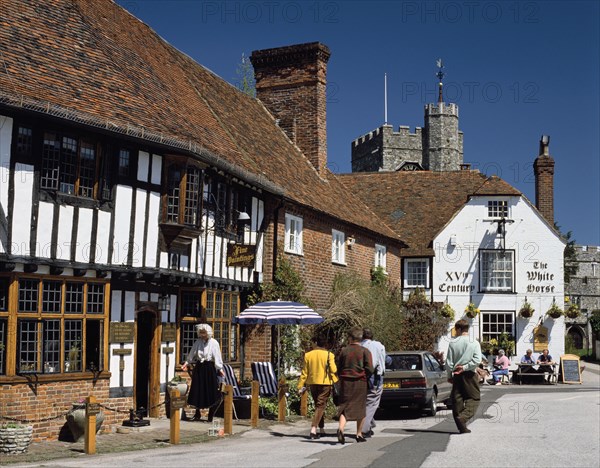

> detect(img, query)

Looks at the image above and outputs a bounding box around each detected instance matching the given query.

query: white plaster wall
[137,151,149,182]
[151,154,162,185]
[0,116,13,254]
[37,201,54,258]
[433,196,566,360]
[56,205,74,260]
[95,210,111,265]
[146,192,160,268]
[132,189,146,267]
[75,207,93,263]
[112,185,132,265]
[11,163,34,256]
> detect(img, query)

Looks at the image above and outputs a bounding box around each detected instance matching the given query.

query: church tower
[422,60,463,171]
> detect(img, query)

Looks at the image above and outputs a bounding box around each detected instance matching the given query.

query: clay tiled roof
[0,0,399,241]
[338,171,522,256]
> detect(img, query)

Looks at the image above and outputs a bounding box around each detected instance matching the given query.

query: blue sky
[117,0,599,246]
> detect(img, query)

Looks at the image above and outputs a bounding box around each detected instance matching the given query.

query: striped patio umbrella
[234,300,323,325]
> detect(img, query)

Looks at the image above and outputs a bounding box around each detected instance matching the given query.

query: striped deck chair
[251,361,279,397]
[222,364,251,420]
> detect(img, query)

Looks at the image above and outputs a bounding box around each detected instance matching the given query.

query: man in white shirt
[445,319,482,434]
[361,328,388,438]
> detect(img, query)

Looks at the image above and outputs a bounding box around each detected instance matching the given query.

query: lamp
[158,294,171,313]
[237,211,251,223]
[347,236,356,247]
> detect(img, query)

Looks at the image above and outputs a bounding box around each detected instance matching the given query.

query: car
[379,351,451,416]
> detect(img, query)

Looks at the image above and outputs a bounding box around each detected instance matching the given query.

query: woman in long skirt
[336,327,374,444]
[182,324,224,421]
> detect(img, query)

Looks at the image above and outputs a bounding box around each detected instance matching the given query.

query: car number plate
[383,382,400,389]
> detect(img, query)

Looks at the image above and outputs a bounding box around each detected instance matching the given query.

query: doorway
[135,309,159,417]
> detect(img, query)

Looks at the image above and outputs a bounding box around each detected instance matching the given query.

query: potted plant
[465,302,480,319]
[565,303,580,319]
[546,302,563,319]
[440,303,455,321]
[65,399,104,442]
[239,377,253,395]
[0,422,33,454]
[168,374,188,396]
[519,300,535,318]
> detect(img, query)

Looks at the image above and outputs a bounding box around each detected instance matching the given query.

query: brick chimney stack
[250,42,330,174]
[533,135,555,225]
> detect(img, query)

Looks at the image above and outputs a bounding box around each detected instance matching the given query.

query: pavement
[2,360,598,467]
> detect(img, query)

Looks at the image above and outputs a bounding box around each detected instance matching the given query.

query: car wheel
[426,393,437,416]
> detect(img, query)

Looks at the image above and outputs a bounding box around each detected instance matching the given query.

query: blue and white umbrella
[234,300,323,325]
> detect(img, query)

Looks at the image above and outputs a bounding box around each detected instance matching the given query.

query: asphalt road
[14,365,599,468]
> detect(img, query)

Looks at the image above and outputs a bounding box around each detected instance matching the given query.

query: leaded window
[480,250,514,292]
[166,165,202,227]
[405,259,429,288]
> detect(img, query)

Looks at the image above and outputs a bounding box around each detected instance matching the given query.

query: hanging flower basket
[546,303,563,319]
[440,303,455,320]
[519,301,535,318]
[465,302,480,319]
[565,303,580,319]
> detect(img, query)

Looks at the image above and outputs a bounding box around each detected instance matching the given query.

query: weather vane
[436,58,445,103]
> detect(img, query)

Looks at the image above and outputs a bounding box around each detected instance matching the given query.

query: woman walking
[297,333,338,439]
[182,324,224,421]
[336,327,374,444]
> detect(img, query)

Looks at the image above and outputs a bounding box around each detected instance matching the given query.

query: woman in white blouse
[182,324,224,421]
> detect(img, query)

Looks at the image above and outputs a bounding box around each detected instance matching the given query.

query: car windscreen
[386,354,422,371]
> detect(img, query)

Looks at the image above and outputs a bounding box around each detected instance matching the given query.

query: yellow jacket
[297,348,338,388]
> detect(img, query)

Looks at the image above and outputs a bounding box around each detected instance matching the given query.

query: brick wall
[534,152,555,225]
[251,42,330,174]
[262,199,402,310]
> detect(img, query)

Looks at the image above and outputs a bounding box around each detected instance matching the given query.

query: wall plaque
[112,348,133,356]
[533,325,549,352]
[86,402,101,417]
[226,244,256,268]
[109,322,135,343]
[170,395,187,410]
[162,347,174,354]
[162,323,177,342]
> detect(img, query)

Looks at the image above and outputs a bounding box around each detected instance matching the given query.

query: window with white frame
[374,244,387,270]
[480,250,514,292]
[332,229,346,264]
[405,259,429,288]
[487,200,508,218]
[481,312,514,342]
[284,214,303,255]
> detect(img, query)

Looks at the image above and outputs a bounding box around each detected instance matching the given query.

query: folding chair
[222,364,251,419]
[251,361,279,397]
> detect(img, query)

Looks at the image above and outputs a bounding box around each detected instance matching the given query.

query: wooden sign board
[109,322,135,343]
[112,348,132,356]
[226,244,256,268]
[86,402,101,417]
[170,395,187,410]
[560,354,582,384]
[161,323,177,342]
[533,325,549,352]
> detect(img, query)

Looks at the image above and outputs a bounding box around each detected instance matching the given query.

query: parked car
[379,351,451,416]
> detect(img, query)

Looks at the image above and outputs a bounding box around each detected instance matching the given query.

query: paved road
[14,365,599,468]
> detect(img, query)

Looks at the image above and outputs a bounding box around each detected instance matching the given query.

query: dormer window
[488,200,508,218]
[165,164,201,227]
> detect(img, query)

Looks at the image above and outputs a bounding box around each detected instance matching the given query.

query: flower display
[465,302,480,318]
[519,301,535,318]
[546,302,563,319]
[565,303,580,319]
[440,303,455,320]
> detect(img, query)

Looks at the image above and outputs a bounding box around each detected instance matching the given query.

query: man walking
[361,328,387,438]
[445,319,482,434]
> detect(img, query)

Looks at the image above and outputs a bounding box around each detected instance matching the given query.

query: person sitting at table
[536,349,555,383]
[519,349,537,384]
[476,358,491,385]
[491,349,510,385]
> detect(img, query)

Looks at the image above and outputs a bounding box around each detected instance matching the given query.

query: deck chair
[251,361,289,417]
[222,364,251,419]
[251,361,279,397]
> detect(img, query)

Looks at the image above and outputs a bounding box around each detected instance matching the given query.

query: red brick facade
[534,140,555,226]
[251,42,330,175]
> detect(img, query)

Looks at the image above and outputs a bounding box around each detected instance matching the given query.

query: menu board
[560,354,582,384]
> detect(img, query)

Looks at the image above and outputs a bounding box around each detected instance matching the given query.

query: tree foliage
[555,223,578,282]
[234,53,256,97]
